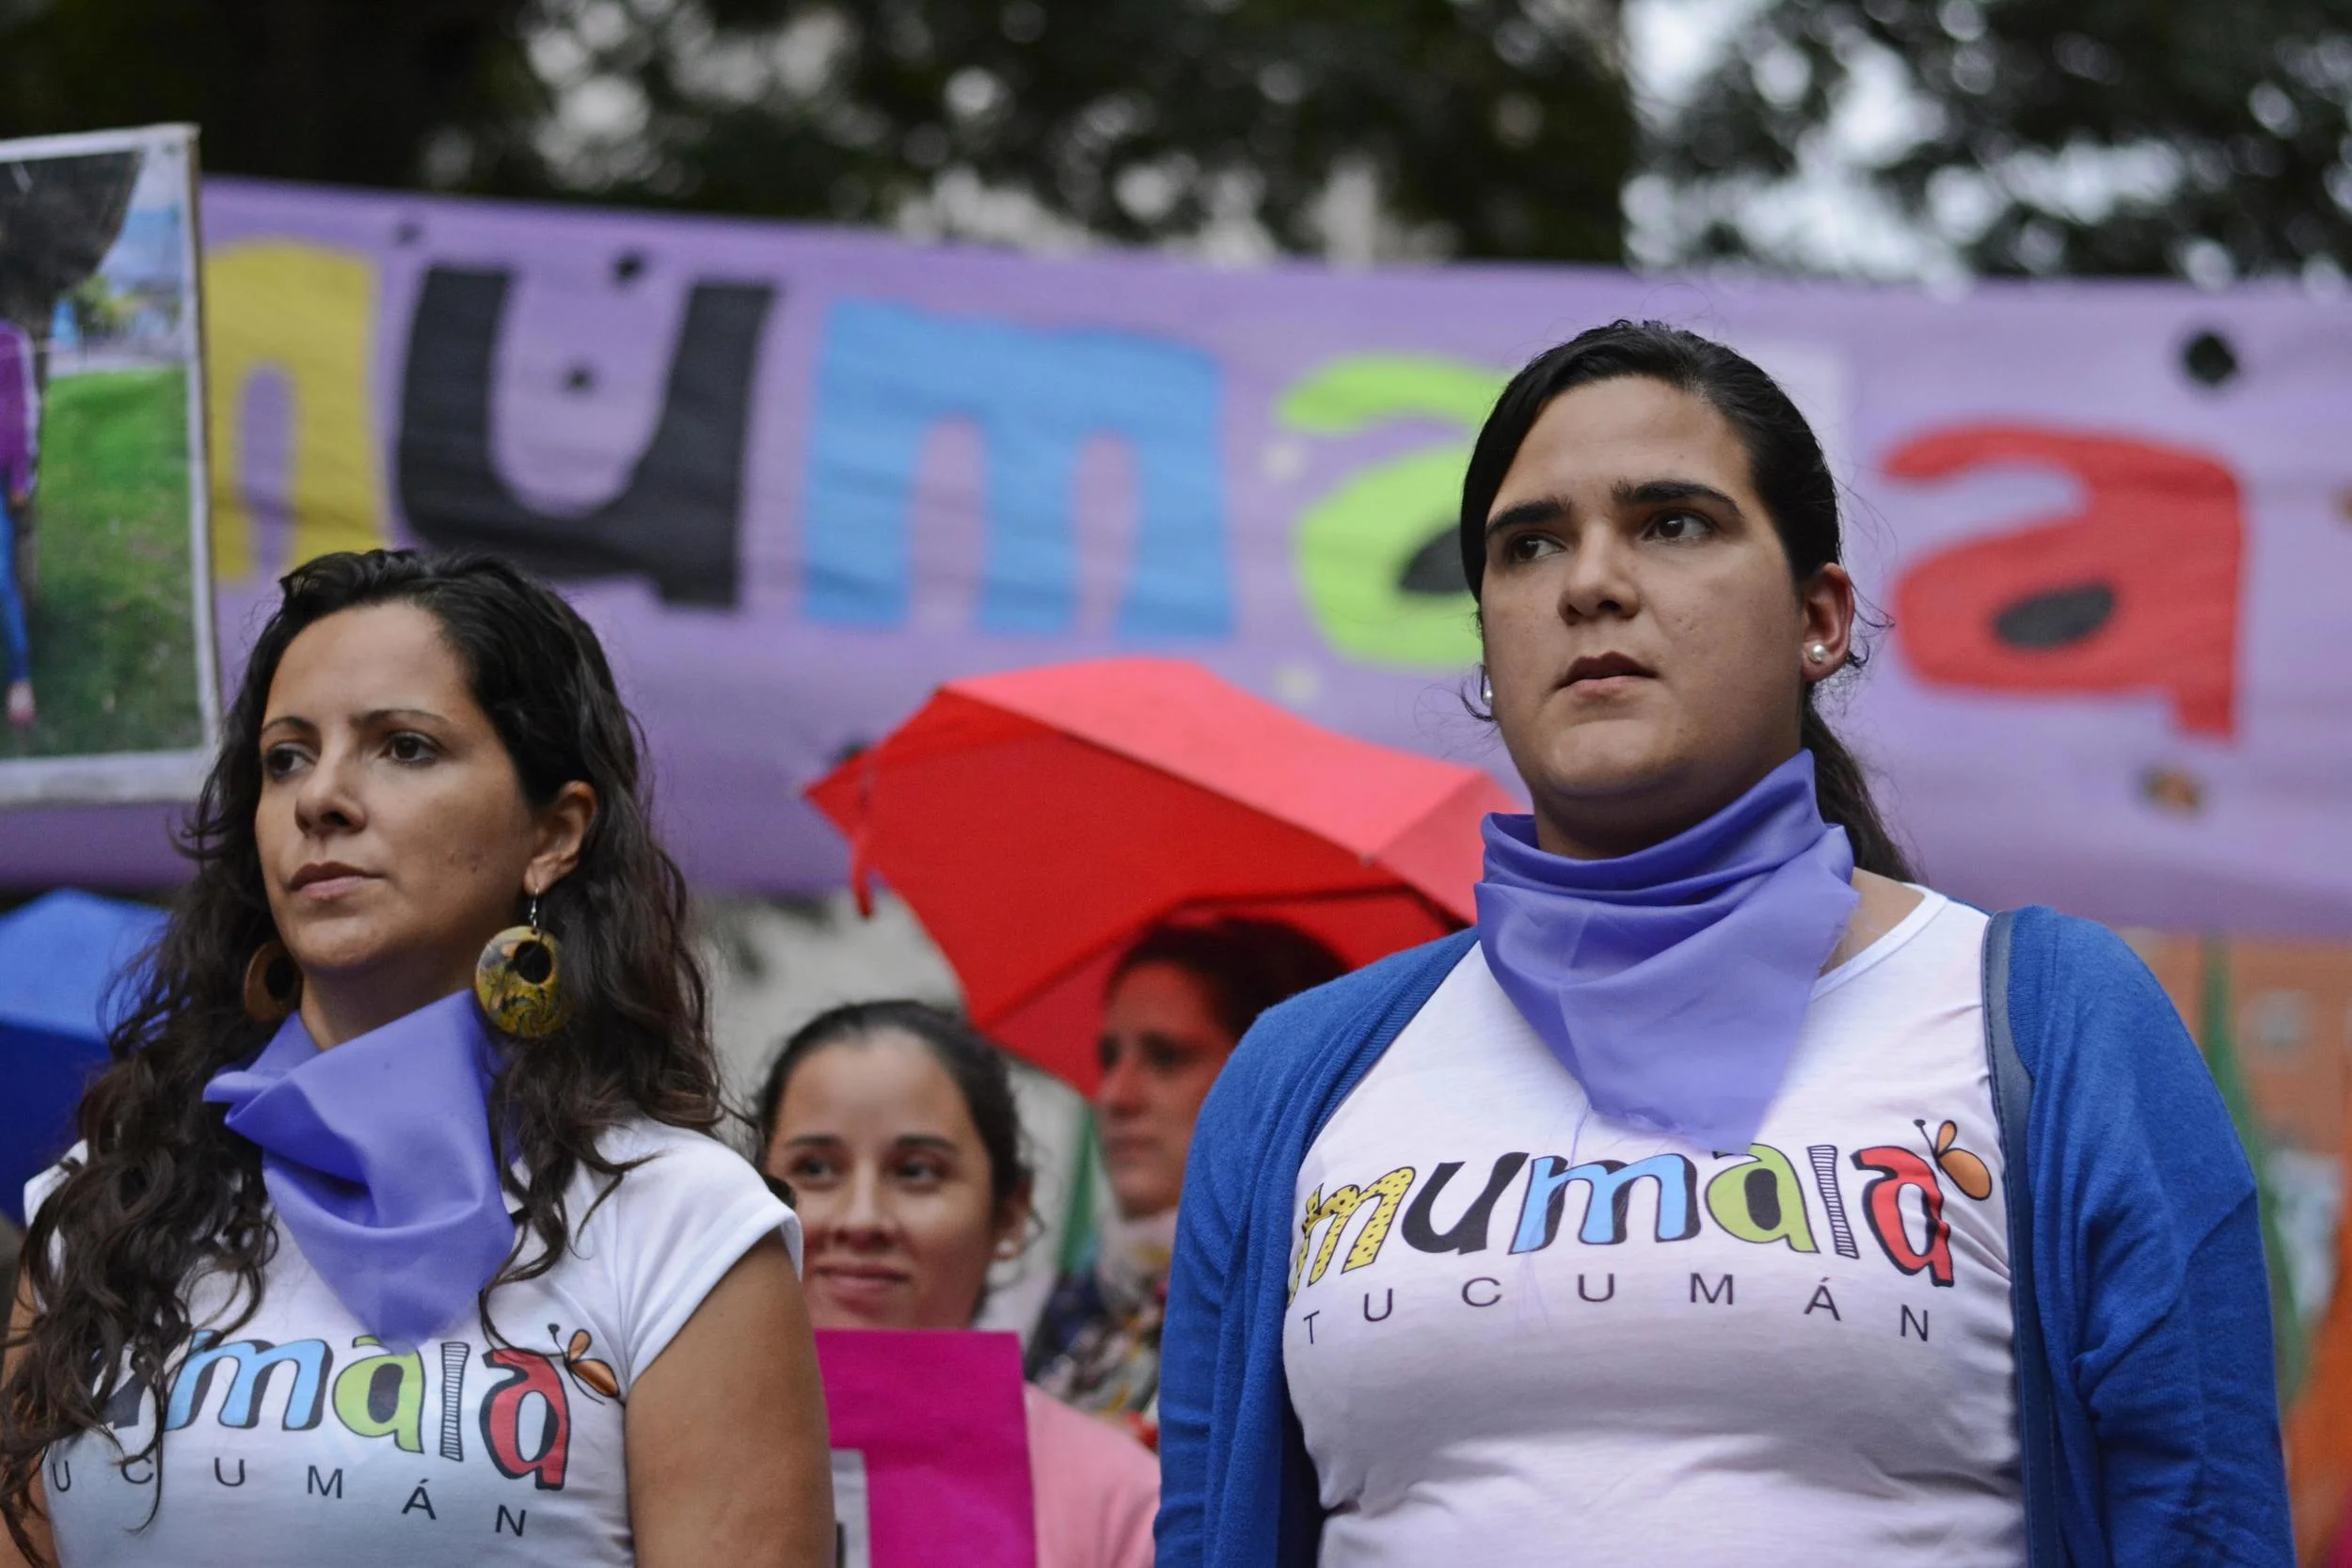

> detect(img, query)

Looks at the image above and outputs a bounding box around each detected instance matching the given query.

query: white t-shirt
[1284,891,2024,1567]
[26,1117,801,1567]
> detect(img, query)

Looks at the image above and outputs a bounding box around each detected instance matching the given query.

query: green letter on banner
[1282,356,1504,669]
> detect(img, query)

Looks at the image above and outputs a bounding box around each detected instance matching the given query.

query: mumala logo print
[1290,1117,1996,1330]
[48,1322,608,1539]
[1279,904,2032,1566]
[29,1117,797,1567]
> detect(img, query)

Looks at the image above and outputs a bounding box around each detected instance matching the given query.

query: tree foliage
[1643,0,2352,281]
[0,0,1634,264]
[524,0,1631,262]
[0,0,552,193]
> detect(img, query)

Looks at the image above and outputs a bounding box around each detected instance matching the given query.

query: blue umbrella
[0,889,167,1226]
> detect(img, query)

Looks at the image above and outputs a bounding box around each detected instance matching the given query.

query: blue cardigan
[1156,907,2291,1567]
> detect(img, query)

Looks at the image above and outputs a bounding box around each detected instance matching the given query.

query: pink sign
[814,1328,1035,1568]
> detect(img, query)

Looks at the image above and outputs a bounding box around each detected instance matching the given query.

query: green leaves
[1642,0,2352,281]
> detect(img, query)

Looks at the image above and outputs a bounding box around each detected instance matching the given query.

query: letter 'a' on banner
[1887,425,2246,737]
[814,1328,1034,1568]
[0,124,221,807]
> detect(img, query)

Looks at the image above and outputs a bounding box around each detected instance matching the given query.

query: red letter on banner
[1886,426,2244,736]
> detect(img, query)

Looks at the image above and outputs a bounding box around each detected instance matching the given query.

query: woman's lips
[1101,1132,1158,1167]
[1562,651,1653,681]
[807,1265,914,1324]
[811,1261,911,1298]
[293,873,375,901]
[1561,673,1650,697]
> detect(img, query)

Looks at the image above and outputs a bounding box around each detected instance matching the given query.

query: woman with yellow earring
[0,551,834,1568]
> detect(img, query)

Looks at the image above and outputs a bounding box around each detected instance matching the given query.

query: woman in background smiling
[758,1001,1157,1568]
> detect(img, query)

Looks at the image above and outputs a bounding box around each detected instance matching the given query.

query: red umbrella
[806,657,1518,1091]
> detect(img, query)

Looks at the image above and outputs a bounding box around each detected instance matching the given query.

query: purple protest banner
[3,175,2347,934]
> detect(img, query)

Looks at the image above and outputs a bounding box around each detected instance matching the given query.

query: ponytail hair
[1803,706,1913,881]
[1457,319,1915,880]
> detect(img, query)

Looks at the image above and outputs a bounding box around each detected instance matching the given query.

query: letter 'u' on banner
[204,241,388,580]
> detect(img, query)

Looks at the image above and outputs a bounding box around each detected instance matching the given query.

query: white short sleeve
[576,1120,803,1391]
[20,1142,86,1298]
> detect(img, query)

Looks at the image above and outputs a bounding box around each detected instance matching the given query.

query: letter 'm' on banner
[802,300,1230,638]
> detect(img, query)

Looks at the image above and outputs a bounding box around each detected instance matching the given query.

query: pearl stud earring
[1806,642,1830,664]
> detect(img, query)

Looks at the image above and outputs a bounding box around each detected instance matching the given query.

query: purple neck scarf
[1475,750,1859,1154]
[202,990,516,1348]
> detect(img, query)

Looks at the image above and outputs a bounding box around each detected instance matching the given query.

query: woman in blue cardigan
[1156,322,2290,1568]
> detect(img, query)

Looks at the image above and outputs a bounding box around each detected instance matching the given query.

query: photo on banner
[0,123,218,806]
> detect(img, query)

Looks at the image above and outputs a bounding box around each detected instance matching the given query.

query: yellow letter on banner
[204,243,387,580]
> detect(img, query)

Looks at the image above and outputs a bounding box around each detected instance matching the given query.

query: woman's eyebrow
[890,1134,961,1155]
[1138,1029,1218,1056]
[1485,495,1569,534]
[1613,478,1744,516]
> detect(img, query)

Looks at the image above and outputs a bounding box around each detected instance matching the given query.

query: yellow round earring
[474,895,567,1040]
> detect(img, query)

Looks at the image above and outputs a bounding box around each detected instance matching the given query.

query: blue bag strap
[1982,909,2066,1567]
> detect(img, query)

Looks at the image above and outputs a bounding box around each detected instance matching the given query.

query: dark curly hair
[1456,320,1915,881]
[1,550,723,1560]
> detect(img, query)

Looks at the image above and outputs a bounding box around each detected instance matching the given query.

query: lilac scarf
[202,990,516,1348]
[1475,750,1859,1153]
